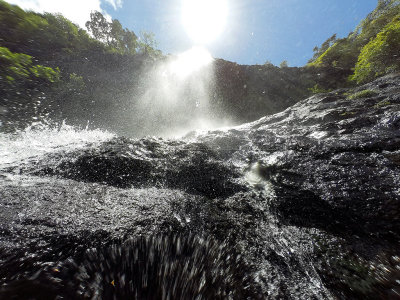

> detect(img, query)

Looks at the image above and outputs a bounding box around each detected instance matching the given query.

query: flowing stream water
[0,120,334,299]
[0,68,399,299]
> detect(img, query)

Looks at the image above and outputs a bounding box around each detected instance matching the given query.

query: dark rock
[29,138,245,199]
[0,234,262,300]
[1,74,400,298]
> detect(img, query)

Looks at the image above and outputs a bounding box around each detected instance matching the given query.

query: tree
[85,11,110,43]
[85,11,138,54]
[309,34,337,63]
[138,30,157,54]
[351,0,400,40]
[0,46,60,86]
[122,30,138,55]
[279,60,288,68]
[109,19,124,49]
[111,20,138,55]
[0,46,61,130]
[263,60,275,67]
[351,15,400,84]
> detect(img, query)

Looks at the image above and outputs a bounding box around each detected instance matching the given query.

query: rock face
[212,59,316,123]
[0,74,399,299]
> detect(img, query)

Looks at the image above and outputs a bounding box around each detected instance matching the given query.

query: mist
[120,47,233,138]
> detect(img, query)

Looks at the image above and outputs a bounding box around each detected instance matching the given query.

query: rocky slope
[211,59,317,123]
[0,74,399,299]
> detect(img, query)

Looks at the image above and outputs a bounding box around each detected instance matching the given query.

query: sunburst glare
[182,0,228,44]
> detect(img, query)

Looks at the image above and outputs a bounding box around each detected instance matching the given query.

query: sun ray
[182,0,228,44]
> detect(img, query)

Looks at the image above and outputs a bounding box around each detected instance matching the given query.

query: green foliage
[0,47,31,79]
[308,84,332,94]
[85,11,139,55]
[0,0,48,42]
[263,60,276,68]
[0,46,60,84]
[85,11,110,42]
[307,0,400,88]
[68,73,85,89]
[84,11,160,56]
[351,0,400,41]
[0,0,166,131]
[0,46,63,130]
[340,111,356,117]
[137,30,162,57]
[309,34,337,64]
[374,100,392,108]
[350,15,400,84]
[308,38,360,71]
[30,65,60,82]
[347,89,378,100]
[279,60,289,68]
[0,0,98,59]
[0,2,151,59]
[42,13,82,51]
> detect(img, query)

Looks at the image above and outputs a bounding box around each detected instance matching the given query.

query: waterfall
[130,47,231,138]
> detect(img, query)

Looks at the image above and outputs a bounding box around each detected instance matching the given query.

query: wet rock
[0,234,262,300]
[29,138,245,199]
[1,74,400,299]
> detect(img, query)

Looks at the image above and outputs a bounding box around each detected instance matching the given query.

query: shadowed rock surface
[0,74,399,299]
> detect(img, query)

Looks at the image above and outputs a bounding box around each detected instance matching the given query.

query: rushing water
[125,47,233,138]
[1,0,400,297]
[0,122,333,299]
[0,122,115,168]
[1,75,400,299]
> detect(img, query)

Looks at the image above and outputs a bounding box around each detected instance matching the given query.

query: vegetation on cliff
[0,0,399,132]
[0,0,160,131]
[309,0,400,88]
[351,14,400,83]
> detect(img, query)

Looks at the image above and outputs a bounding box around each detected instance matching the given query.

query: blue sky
[9,0,378,66]
[104,0,378,66]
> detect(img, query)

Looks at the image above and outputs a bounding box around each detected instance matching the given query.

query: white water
[0,122,114,168]
[131,47,233,138]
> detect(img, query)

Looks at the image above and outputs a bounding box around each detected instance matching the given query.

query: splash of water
[0,121,115,168]
[131,47,232,138]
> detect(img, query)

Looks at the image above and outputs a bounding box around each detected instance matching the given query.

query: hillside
[0,0,399,135]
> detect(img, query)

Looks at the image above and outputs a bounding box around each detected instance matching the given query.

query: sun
[182,0,228,44]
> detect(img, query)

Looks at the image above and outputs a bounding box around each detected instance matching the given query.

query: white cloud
[105,0,122,10]
[6,0,123,29]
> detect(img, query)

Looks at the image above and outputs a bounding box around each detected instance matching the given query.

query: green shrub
[351,15,400,84]
[347,89,378,100]
[374,100,392,108]
[308,39,359,71]
[340,111,356,117]
[307,1,400,90]
[308,84,332,94]
[0,46,60,85]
